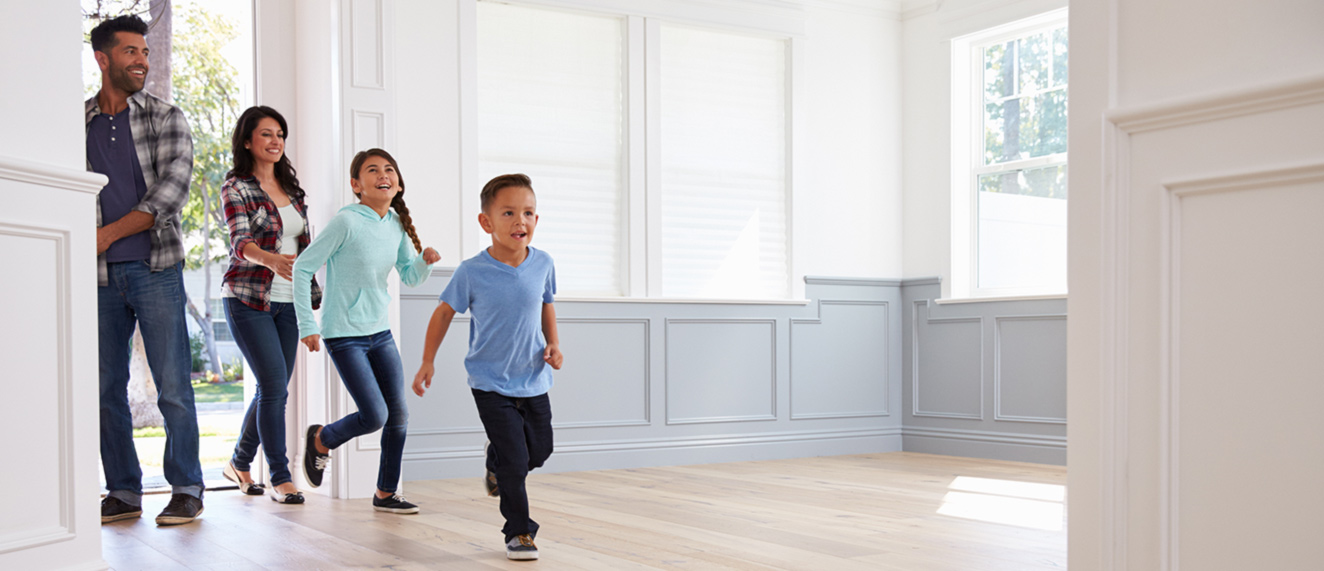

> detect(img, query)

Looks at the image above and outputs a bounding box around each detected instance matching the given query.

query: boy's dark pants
[472,389,553,542]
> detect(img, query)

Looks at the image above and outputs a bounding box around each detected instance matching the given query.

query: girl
[220,106,319,505]
[292,148,440,513]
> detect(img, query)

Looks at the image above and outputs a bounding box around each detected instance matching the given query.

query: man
[87,14,204,526]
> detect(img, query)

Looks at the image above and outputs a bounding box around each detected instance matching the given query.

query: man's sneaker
[506,534,539,560]
[303,425,330,488]
[371,493,419,514]
[100,496,142,524]
[155,494,204,526]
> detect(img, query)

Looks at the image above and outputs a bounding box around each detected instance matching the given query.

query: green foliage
[189,330,209,372]
[172,2,239,270]
[979,25,1069,199]
[222,358,244,383]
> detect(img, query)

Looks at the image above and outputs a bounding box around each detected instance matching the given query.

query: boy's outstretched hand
[412,363,434,396]
[544,344,563,370]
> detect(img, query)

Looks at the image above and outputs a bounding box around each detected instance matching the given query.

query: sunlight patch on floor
[937,476,1065,531]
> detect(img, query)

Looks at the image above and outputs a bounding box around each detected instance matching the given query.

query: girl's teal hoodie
[293,203,433,339]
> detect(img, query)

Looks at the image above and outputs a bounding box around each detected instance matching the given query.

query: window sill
[935,292,1067,305]
[557,296,811,306]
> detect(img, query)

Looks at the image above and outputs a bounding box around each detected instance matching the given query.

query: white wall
[900,0,1067,295]
[0,1,106,569]
[1068,0,1324,569]
[795,2,903,281]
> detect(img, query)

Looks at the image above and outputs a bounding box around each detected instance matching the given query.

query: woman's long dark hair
[227,106,305,202]
[350,148,423,253]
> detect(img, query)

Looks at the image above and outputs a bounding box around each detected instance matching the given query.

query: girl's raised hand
[422,247,440,265]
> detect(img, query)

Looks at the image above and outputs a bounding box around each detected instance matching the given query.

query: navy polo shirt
[87,106,152,263]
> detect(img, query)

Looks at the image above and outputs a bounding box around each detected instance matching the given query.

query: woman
[220,106,321,504]
[293,148,439,513]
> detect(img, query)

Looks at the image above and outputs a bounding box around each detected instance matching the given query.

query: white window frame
[465,0,802,301]
[950,8,1068,300]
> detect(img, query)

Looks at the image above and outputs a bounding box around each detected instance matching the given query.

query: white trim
[481,0,807,37]
[1158,160,1324,571]
[936,292,1066,304]
[0,157,106,195]
[1106,72,1324,134]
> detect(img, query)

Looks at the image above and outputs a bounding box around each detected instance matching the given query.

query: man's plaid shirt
[85,91,193,286]
[222,176,322,312]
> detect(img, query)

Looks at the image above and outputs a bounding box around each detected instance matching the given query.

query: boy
[413,173,563,561]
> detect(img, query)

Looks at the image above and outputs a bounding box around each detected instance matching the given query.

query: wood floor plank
[101,452,1066,569]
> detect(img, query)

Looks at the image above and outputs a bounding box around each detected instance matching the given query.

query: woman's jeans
[224,298,299,485]
[320,330,409,493]
[99,261,204,502]
[472,389,553,542]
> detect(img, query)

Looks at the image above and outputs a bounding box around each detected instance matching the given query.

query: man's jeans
[321,330,409,493]
[99,261,204,502]
[225,298,299,486]
[472,389,553,542]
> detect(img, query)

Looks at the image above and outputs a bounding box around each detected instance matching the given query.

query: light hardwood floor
[101,452,1066,570]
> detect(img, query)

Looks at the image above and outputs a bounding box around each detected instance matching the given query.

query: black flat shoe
[270,490,305,504]
[223,460,266,496]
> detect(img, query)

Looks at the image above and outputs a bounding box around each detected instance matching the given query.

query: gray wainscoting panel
[912,302,984,419]
[665,319,777,424]
[552,318,650,428]
[902,280,1067,465]
[790,301,890,419]
[994,315,1067,424]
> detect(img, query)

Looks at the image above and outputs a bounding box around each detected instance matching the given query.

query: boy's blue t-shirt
[440,246,557,397]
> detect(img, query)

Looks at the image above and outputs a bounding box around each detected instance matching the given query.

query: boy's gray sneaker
[506,534,539,560]
[485,469,500,497]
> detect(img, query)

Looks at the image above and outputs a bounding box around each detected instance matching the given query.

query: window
[476,1,791,299]
[952,10,1067,298]
[209,299,233,343]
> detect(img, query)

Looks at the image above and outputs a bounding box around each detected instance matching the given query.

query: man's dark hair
[90,15,149,53]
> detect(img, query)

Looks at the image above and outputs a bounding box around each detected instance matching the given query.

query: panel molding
[789,299,890,420]
[404,427,901,463]
[556,317,651,428]
[1157,160,1324,570]
[351,110,385,151]
[1107,72,1324,134]
[0,224,75,554]
[350,0,385,89]
[0,157,106,195]
[803,276,902,287]
[993,314,1068,424]
[903,426,1066,450]
[664,318,777,425]
[911,301,984,420]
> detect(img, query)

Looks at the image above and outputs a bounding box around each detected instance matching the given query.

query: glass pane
[983,42,1013,101]
[977,167,1068,290]
[660,25,788,299]
[983,101,1006,165]
[1018,32,1050,94]
[1052,27,1068,88]
[977,164,1067,198]
[478,2,625,296]
[1018,89,1068,159]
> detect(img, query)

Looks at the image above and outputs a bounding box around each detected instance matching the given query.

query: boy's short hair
[90,15,150,53]
[480,174,534,212]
